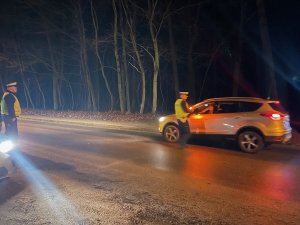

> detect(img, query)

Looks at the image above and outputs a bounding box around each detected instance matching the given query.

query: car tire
[238,131,264,153]
[163,124,180,143]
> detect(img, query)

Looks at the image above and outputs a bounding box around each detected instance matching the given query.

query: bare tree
[112,0,125,112]
[90,0,114,111]
[121,17,131,113]
[147,0,160,113]
[45,27,60,110]
[23,0,70,110]
[75,0,97,110]
[167,14,179,97]
[32,71,46,109]
[12,42,35,109]
[122,0,146,113]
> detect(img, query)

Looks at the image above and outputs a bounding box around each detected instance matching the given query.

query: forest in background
[0,0,298,116]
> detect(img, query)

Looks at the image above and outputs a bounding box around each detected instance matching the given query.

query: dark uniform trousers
[2,115,18,140]
[177,119,191,148]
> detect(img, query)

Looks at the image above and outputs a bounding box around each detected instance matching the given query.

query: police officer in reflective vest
[1,82,21,139]
[175,92,193,148]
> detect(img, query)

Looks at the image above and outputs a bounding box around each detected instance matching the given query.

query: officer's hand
[189,105,195,112]
[11,117,16,122]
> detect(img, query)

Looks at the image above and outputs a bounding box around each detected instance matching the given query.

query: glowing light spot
[10,151,86,224]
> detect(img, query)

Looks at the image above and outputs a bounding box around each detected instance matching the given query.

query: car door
[188,102,214,133]
[203,101,241,135]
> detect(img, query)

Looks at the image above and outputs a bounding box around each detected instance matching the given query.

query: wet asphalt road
[0,120,300,225]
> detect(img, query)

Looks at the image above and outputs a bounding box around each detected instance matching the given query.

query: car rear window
[239,102,262,112]
[268,103,287,113]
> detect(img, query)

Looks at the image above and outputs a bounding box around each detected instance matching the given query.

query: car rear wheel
[163,124,180,143]
[238,131,264,153]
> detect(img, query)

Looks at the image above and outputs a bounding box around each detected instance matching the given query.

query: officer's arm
[4,94,16,118]
[181,101,190,113]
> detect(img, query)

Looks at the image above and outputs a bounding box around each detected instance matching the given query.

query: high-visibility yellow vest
[1,92,22,117]
[175,99,190,122]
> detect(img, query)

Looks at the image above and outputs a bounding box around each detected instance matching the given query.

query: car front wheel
[163,124,180,143]
[238,131,264,153]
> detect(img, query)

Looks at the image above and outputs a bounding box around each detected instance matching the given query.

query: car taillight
[260,113,284,120]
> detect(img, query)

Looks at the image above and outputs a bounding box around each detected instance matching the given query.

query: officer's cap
[179,91,189,95]
[6,82,17,87]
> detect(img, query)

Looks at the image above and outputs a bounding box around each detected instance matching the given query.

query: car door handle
[234,117,240,119]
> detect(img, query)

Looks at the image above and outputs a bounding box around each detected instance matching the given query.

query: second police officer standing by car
[1,82,21,140]
[175,92,193,149]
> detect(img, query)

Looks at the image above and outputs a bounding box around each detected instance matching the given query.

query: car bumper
[158,126,162,133]
[265,132,292,144]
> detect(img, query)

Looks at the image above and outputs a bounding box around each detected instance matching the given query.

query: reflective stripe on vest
[1,92,21,116]
[175,99,190,122]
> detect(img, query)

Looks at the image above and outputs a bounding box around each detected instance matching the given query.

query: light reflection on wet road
[6,119,299,224]
[18,120,300,201]
[183,148,300,201]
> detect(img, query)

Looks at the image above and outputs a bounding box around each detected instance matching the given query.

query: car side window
[214,102,239,114]
[194,103,214,114]
[239,102,262,112]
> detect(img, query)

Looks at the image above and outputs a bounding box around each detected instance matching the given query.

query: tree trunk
[45,27,60,110]
[122,0,146,113]
[13,43,35,108]
[148,0,160,114]
[34,74,46,109]
[77,1,97,111]
[186,2,200,103]
[187,33,196,102]
[90,0,114,111]
[167,15,179,98]
[112,0,125,113]
[121,22,131,113]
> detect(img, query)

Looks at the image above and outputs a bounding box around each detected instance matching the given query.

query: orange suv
[159,97,292,153]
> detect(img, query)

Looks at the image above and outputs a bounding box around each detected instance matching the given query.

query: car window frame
[213,101,240,114]
[193,102,215,114]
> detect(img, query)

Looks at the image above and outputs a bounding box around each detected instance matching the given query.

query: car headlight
[0,140,14,153]
[159,117,166,122]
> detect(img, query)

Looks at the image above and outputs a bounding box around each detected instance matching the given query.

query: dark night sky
[264,0,300,122]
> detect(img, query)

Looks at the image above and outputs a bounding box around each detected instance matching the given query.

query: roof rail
[203,97,265,101]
